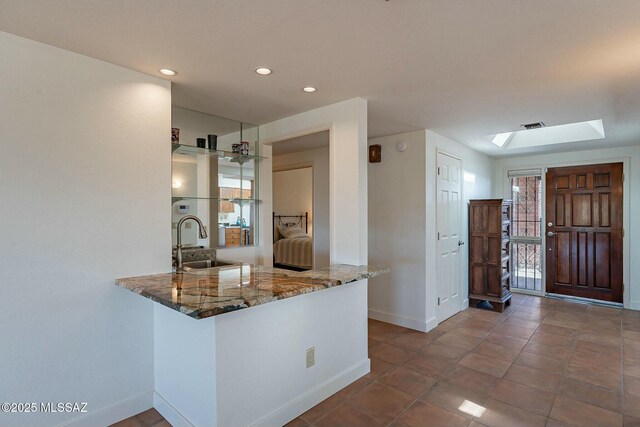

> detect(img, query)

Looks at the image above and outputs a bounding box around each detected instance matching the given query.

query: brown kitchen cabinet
[468,199,512,312]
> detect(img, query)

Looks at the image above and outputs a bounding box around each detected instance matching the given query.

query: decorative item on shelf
[207,134,218,150]
[196,138,206,148]
[232,143,241,153]
[240,141,250,155]
[172,127,180,143]
[369,144,382,163]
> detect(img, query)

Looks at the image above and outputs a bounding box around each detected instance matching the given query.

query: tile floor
[114,294,640,427]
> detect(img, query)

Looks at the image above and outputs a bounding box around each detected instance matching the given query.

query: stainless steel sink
[180,259,241,274]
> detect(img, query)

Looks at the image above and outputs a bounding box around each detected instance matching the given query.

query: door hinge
[438,297,440,306]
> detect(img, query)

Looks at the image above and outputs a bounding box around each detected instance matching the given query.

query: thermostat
[177,204,190,214]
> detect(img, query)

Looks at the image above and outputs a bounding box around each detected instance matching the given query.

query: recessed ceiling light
[302,86,317,93]
[255,67,272,75]
[159,69,176,76]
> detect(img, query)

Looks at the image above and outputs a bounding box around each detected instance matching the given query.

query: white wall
[260,98,368,266]
[493,146,640,310]
[0,32,171,426]
[273,167,313,229]
[368,131,428,331]
[273,147,330,268]
[368,130,493,332]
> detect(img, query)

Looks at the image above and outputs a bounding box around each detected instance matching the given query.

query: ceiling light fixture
[302,86,317,93]
[159,69,176,76]
[255,67,272,75]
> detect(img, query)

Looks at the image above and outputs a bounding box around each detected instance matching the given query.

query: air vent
[522,122,545,130]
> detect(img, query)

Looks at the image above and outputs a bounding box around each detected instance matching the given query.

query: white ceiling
[271,131,329,156]
[2,0,640,157]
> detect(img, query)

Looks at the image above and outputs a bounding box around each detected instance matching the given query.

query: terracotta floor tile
[475,398,548,427]
[391,401,469,427]
[419,343,468,361]
[625,375,640,397]
[579,331,622,347]
[366,356,397,380]
[522,340,572,360]
[350,382,414,424]
[420,380,487,418]
[284,417,310,427]
[379,366,437,397]
[565,361,622,390]
[625,389,640,417]
[300,393,345,424]
[543,317,582,330]
[558,377,622,413]
[568,347,622,373]
[458,352,511,378]
[110,419,144,427]
[549,395,623,427]
[444,366,501,396]
[625,357,640,379]
[434,331,482,351]
[371,342,416,365]
[315,403,385,427]
[484,331,529,350]
[514,350,566,374]
[337,376,373,398]
[369,320,408,342]
[624,415,640,427]
[587,305,622,318]
[503,364,562,393]
[472,341,522,363]
[546,419,574,427]
[404,353,455,378]
[574,339,621,355]
[500,317,541,330]
[535,323,576,337]
[509,310,547,322]
[530,331,575,346]
[492,324,537,340]
[624,330,640,342]
[387,330,436,350]
[490,379,556,416]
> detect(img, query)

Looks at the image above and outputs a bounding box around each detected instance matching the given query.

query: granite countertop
[115,264,389,319]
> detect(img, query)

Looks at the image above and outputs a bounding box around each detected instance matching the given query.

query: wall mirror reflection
[171,106,261,249]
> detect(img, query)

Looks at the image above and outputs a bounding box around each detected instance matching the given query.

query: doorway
[436,152,463,322]
[545,163,623,303]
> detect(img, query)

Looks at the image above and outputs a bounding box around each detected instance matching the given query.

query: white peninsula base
[153,279,369,427]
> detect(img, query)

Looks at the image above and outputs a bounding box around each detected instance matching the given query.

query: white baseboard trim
[61,391,153,427]
[249,358,370,427]
[154,391,195,427]
[462,299,469,309]
[368,308,435,332]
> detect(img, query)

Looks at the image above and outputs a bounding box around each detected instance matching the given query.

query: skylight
[488,119,605,149]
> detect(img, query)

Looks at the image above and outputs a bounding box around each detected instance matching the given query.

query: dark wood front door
[545,163,623,302]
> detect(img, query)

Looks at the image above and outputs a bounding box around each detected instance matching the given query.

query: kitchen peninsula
[116,263,388,427]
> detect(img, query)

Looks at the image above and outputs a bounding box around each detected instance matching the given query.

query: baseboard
[249,358,370,427]
[462,299,469,309]
[154,391,195,427]
[629,301,640,311]
[60,391,153,427]
[368,308,435,332]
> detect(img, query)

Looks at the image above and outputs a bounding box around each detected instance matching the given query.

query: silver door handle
[547,231,554,237]
[458,241,465,246]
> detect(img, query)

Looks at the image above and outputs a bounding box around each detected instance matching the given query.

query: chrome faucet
[175,215,208,271]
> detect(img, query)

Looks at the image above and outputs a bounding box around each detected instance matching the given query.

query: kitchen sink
[180,259,241,274]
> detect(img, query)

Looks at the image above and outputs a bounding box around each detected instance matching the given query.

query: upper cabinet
[171,106,263,249]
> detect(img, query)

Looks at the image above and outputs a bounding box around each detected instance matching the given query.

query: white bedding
[273,237,312,269]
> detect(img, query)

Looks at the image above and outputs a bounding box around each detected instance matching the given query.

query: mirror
[171,106,260,249]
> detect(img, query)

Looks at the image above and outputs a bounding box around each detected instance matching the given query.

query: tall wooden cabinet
[468,199,512,312]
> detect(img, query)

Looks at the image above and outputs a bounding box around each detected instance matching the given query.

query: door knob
[458,241,465,246]
[547,231,554,237]
[548,222,553,227]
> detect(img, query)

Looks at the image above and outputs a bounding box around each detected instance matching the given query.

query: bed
[273,212,312,271]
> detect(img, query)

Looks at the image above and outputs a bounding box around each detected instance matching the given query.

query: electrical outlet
[306,347,315,368]
[185,222,192,229]
[172,222,177,229]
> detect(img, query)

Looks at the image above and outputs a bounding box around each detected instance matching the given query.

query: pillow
[279,226,309,239]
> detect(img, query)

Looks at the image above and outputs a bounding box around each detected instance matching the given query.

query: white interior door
[436,152,463,322]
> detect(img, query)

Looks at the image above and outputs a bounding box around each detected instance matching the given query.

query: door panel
[545,163,623,302]
[437,152,463,321]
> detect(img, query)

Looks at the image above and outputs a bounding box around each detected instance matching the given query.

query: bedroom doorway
[271,130,330,270]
